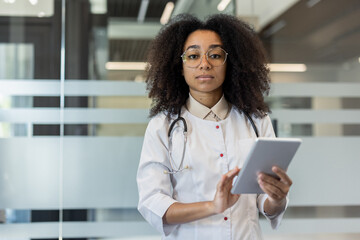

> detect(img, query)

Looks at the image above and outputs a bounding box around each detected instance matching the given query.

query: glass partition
[0,0,61,238]
[0,0,359,239]
[255,0,360,239]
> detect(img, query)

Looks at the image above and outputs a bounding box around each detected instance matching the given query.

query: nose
[199,54,211,70]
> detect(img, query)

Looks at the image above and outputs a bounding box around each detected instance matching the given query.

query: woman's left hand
[257,166,292,207]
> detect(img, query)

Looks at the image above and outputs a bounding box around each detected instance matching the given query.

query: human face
[182,30,227,98]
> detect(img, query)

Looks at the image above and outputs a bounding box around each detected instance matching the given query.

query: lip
[196,75,214,80]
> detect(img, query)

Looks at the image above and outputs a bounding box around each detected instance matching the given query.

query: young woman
[137,14,292,239]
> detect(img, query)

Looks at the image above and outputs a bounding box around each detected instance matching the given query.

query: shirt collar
[186,93,230,120]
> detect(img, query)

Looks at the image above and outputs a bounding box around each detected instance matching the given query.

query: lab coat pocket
[236,138,256,168]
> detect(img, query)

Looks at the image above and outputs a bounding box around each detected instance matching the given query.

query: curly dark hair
[146,14,271,119]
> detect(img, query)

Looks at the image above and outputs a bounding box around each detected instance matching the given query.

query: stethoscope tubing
[165,109,259,174]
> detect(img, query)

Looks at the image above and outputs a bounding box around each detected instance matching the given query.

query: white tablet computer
[231,138,302,194]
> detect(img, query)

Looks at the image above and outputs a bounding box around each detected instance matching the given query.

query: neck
[189,90,223,108]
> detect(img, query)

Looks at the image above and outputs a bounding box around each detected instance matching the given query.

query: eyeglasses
[181,47,228,68]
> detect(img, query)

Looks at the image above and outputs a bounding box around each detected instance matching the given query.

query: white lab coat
[137,106,287,240]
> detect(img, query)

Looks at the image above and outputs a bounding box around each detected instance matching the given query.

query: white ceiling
[0,0,300,32]
[235,0,300,29]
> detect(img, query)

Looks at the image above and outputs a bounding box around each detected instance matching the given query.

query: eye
[187,54,200,60]
[209,54,221,59]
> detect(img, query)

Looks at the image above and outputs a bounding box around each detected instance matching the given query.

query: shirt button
[224,217,228,221]
[216,125,219,129]
[220,153,224,157]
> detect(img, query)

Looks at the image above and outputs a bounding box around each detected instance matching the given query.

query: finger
[258,176,289,195]
[259,180,286,200]
[217,167,240,191]
[218,171,239,194]
[226,167,240,178]
[272,166,293,186]
[216,175,227,190]
[230,193,241,202]
[258,173,289,194]
[223,167,240,184]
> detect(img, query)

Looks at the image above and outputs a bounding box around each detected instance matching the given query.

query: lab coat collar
[186,93,230,120]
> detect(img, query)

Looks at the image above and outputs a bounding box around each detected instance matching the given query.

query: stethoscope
[164,109,259,174]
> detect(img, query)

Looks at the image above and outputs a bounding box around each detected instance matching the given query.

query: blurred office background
[0,0,359,239]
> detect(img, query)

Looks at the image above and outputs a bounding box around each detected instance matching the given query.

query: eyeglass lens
[182,47,227,68]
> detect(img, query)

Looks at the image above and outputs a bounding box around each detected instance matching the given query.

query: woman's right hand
[163,167,241,224]
[211,167,241,214]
